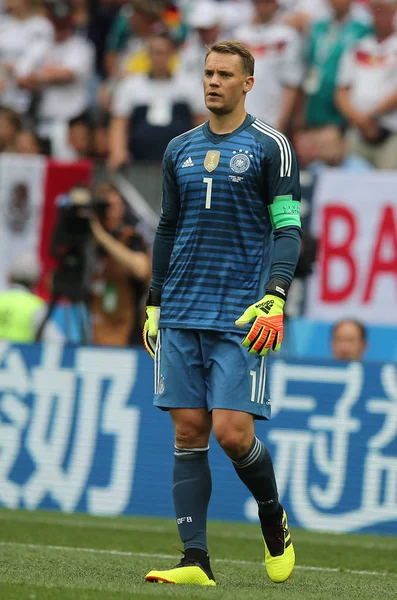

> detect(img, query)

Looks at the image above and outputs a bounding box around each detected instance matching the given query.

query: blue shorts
[153,328,271,419]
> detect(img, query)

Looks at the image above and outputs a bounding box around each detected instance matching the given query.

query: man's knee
[212,411,254,458]
[171,409,212,448]
[214,429,248,458]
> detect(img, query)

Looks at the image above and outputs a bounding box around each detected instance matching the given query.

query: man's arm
[108,115,129,171]
[336,86,380,140]
[277,32,304,133]
[235,135,301,354]
[90,219,150,281]
[150,146,180,292]
[367,90,397,120]
[108,77,135,170]
[277,86,300,133]
[266,136,302,290]
[143,144,180,357]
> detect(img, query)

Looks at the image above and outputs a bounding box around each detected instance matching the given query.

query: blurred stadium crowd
[0,0,396,351]
[1,0,396,168]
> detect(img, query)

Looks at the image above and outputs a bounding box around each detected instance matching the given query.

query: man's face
[371,2,397,31]
[252,0,279,22]
[332,322,366,361]
[204,52,253,115]
[197,25,220,47]
[0,113,17,151]
[330,0,352,14]
[68,123,91,157]
[148,37,174,73]
[103,190,125,231]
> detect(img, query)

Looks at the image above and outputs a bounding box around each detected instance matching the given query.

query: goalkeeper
[143,40,302,587]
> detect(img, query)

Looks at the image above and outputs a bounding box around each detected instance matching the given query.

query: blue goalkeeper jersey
[153,113,301,332]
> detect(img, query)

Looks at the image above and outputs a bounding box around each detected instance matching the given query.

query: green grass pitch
[1,509,397,599]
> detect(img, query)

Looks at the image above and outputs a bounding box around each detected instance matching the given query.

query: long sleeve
[150,146,180,292]
[264,130,302,286]
[270,226,302,285]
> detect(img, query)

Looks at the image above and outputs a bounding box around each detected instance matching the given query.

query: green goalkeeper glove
[235,280,288,356]
[142,289,161,359]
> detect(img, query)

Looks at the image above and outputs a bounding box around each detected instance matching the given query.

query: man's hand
[235,295,285,356]
[143,289,161,359]
[90,217,108,244]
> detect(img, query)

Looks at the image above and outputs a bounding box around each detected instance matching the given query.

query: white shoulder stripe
[252,119,292,177]
[255,119,292,178]
[258,119,292,177]
[252,122,286,176]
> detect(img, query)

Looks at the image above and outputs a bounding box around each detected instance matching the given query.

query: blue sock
[173,446,212,552]
[231,437,281,521]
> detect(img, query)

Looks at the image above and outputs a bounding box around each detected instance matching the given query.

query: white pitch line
[1,541,397,580]
[0,512,396,552]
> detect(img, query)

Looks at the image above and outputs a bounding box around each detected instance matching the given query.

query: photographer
[88,182,151,347]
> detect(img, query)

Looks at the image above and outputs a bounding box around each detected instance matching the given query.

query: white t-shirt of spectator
[234,21,304,127]
[0,14,54,113]
[338,33,397,133]
[113,71,205,161]
[279,0,329,19]
[113,71,204,121]
[39,35,94,121]
[278,0,370,24]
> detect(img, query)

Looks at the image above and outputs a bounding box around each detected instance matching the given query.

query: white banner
[307,169,397,325]
[0,155,46,291]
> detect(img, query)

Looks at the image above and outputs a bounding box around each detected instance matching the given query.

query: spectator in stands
[0,253,63,342]
[280,0,330,32]
[97,0,169,113]
[104,0,167,78]
[180,0,222,84]
[336,0,397,169]
[108,32,206,169]
[303,125,372,172]
[0,106,22,151]
[304,0,371,130]
[331,318,367,361]
[15,128,42,154]
[234,0,304,131]
[22,1,94,158]
[66,114,93,159]
[0,0,54,115]
[88,182,151,346]
[91,116,110,162]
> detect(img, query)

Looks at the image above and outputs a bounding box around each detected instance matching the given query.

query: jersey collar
[203,113,255,145]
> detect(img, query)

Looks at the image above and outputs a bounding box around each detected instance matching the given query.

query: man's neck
[333,9,350,23]
[253,14,274,26]
[376,29,394,43]
[151,69,171,80]
[209,109,247,135]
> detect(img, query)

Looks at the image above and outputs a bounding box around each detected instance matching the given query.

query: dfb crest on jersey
[204,150,220,172]
[230,151,251,173]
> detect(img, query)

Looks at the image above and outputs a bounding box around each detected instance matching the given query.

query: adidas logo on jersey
[181,157,194,168]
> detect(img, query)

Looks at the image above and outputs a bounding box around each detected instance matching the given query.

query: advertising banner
[1,343,397,535]
[306,169,397,325]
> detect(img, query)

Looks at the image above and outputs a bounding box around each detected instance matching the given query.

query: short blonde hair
[205,40,255,76]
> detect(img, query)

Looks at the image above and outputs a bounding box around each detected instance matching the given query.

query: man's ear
[244,75,254,93]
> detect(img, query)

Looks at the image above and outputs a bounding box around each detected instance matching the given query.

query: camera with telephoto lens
[50,185,110,302]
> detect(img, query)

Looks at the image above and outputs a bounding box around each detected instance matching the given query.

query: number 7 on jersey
[203,177,213,209]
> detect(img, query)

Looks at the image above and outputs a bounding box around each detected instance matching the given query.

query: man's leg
[212,409,280,519]
[146,408,214,585]
[146,329,215,585]
[171,408,213,556]
[212,409,294,583]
